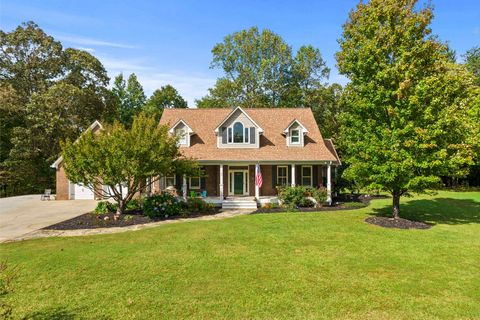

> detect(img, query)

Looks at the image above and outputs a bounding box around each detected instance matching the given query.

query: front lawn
[1,191,479,319]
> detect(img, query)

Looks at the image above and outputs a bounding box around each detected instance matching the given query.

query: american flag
[255,164,263,188]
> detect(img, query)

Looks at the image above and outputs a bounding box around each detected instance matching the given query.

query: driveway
[0,195,97,242]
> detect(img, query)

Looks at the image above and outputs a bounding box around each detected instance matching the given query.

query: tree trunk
[117,199,125,215]
[392,193,400,219]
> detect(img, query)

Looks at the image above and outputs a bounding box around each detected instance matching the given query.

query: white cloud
[56,34,136,49]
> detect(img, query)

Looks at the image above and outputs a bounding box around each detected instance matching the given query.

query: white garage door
[72,183,95,200]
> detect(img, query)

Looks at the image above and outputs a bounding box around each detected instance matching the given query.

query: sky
[1,0,479,106]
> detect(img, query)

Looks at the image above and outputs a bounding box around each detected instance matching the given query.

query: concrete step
[222,199,258,209]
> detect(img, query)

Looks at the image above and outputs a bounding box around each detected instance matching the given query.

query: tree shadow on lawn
[371,198,480,225]
[24,306,77,320]
[23,306,110,320]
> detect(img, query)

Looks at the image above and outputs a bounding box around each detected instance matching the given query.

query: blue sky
[1,0,479,106]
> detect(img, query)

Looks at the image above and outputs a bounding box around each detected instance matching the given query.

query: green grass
[1,191,480,319]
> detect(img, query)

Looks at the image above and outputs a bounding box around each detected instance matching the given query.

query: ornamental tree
[61,113,197,214]
[336,0,476,218]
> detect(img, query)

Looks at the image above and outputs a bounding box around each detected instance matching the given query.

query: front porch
[155,162,335,208]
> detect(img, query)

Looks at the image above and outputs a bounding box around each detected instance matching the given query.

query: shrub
[186,198,215,214]
[277,186,328,208]
[125,198,142,212]
[306,187,328,206]
[94,201,118,214]
[143,192,182,218]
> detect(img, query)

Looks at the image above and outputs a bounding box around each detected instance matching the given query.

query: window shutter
[250,127,256,144]
[175,174,182,191]
[288,165,292,185]
[272,165,277,188]
[313,165,319,188]
[296,165,301,185]
[221,127,227,144]
[200,177,206,190]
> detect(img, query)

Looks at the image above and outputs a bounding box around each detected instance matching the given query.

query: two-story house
[52,107,340,208]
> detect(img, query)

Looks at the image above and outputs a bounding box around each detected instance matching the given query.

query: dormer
[214,107,263,149]
[283,119,308,147]
[169,119,194,147]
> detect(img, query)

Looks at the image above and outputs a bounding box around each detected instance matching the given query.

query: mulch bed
[365,216,431,230]
[254,204,364,214]
[44,210,220,230]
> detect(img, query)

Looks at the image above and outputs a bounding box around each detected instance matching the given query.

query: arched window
[233,122,244,143]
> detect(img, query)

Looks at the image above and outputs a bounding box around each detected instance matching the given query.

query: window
[301,166,312,186]
[189,167,204,190]
[290,129,300,144]
[277,166,288,186]
[165,176,176,188]
[189,177,201,189]
[233,122,244,143]
[175,128,187,145]
[227,122,250,144]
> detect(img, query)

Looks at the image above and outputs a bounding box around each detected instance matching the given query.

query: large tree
[111,73,146,126]
[196,27,330,109]
[143,84,187,121]
[61,114,197,214]
[336,0,475,218]
[0,22,113,195]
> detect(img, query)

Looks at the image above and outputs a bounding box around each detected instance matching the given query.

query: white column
[291,164,296,187]
[327,164,332,205]
[182,175,187,200]
[219,164,224,199]
[255,164,260,199]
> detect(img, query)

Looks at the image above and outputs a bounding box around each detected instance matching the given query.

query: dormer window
[176,128,187,145]
[169,119,194,147]
[284,119,308,147]
[215,107,262,148]
[228,122,250,144]
[290,129,300,144]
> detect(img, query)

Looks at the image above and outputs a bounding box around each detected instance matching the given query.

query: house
[157,107,340,208]
[51,107,340,208]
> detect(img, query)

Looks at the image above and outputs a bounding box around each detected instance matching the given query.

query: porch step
[222,198,258,210]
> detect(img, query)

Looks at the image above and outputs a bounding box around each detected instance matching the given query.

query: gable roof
[283,119,308,134]
[50,120,103,169]
[168,119,194,135]
[213,106,264,133]
[160,108,340,163]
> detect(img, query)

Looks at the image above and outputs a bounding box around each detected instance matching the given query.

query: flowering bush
[143,192,182,218]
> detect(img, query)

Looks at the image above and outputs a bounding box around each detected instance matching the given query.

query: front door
[233,172,244,195]
[229,169,249,196]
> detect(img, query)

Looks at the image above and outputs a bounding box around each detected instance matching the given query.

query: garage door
[72,183,95,200]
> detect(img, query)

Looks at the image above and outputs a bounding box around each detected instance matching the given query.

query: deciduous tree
[61,114,197,214]
[336,0,475,218]
[143,84,187,121]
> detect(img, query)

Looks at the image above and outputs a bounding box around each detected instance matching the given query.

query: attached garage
[70,183,95,200]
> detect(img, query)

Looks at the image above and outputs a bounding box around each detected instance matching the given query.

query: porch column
[327,164,332,205]
[255,164,260,199]
[182,175,187,200]
[291,164,296,187]
[219,164,224,199]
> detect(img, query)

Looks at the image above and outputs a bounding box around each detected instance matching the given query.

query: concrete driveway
[0,195,97,242]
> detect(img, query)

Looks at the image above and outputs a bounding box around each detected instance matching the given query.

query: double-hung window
[301,166,312,186]
[189,167,204,190]
[165,176,176,188]
[176,128,187,145]
[277,166,288,186]
[290,129,300,144]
